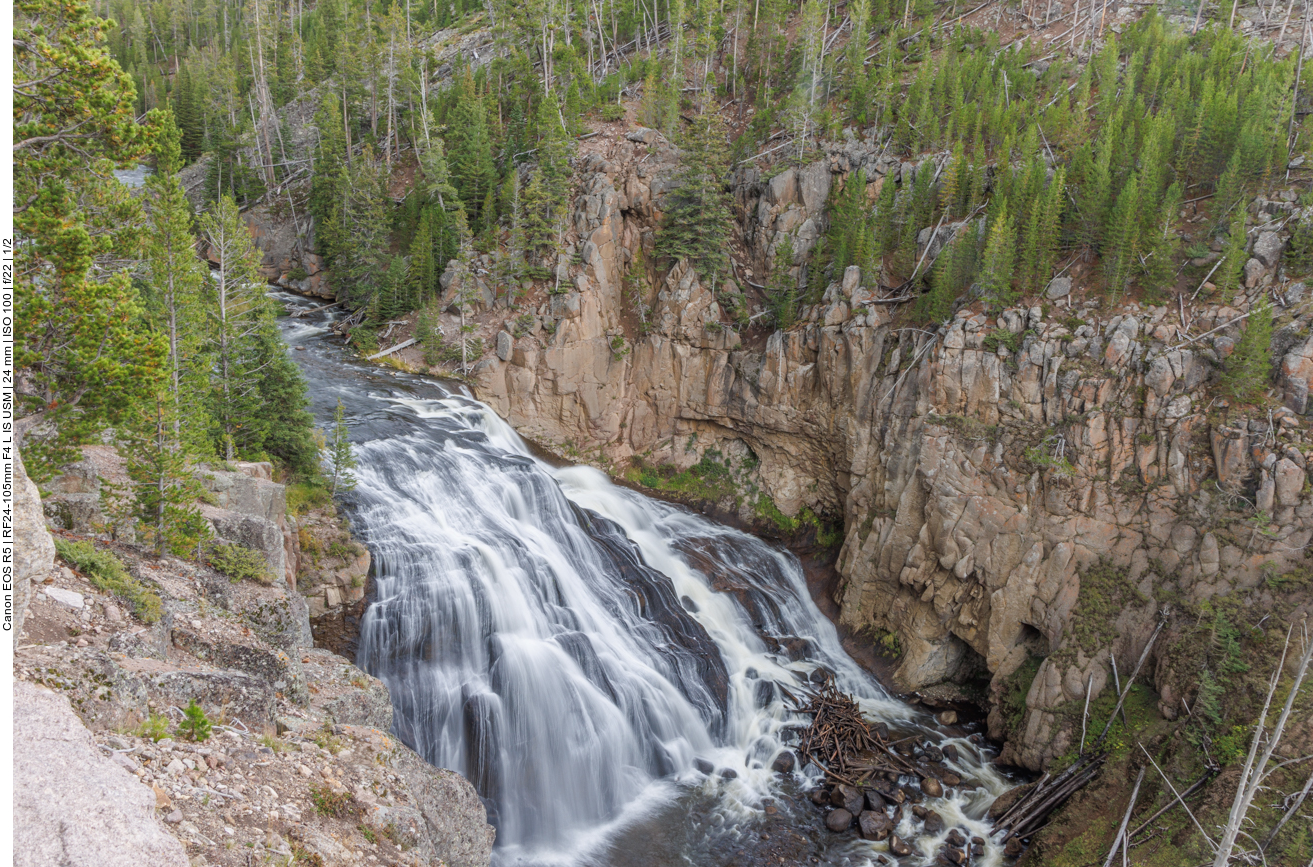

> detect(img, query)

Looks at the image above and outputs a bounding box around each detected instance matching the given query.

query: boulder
[1275,458,1307,507]
[1252,230,1285,268]
[1045,276,1072,299]
[390,747,497,867]
[833,784,865,816]
[798,161,832,213]
[625,127,661,146]
[841,265,862,297]
[766,168,799,206]
[14,449,51,641]
[889,834,913,856]
[825,808,854,832]
[858,809,893,841]
[14,681,189,867]
[923,809,945,833]
[1280,333,1313,413]
[198,465,287,526]
[201,506,287,582]
[1243,257,1266,289]
[770,750,796,774]
[170,628,308,706]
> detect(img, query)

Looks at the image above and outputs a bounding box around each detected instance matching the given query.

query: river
[277,293,1015,867]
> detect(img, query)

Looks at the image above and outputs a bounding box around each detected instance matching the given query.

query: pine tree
[1142,182,1183,298]
[121,392,210,556]
[448,68,497,222]
[978,209,1017,306]
[918,231,968,324]
[14,0,166,456]
[144,113,211,457]
[873,175,898,259]
[846,0,871,124]
[534,96,575,204]
[940,143,963,217]
[198,196,269,460]
[178,700,212,742]
[247,322,320,478]
[1103,174,1141,300]
[521,168,561,274]
[444,207,481,373]
[1217,210,1249,299]
[1218,302,1273,404]
[1074,141,1113,251]
[1035,167,1066,290]
[656,108,733,279]
[173,65,203,161]
[1288,214,1313,275]
[638,68,678,136]
[409,210,438,302]
[341,150,394,309]
[766,235,799,329]
[326,398,357,496]
[1212,151,1246,227]
[825,169,869,279]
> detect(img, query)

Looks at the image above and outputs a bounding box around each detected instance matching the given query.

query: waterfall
[278,293,1013,867]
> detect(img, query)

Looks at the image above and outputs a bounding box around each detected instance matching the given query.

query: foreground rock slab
[14,680,189,867]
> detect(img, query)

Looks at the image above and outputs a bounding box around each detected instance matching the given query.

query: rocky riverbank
[12,449,495,867]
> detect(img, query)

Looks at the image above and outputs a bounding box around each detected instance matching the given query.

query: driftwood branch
[1098,616,1166,745]
[995,752,1107,841]
[1102,767,1146,867]
[1128,769,1216,841]
[367,337,417,360]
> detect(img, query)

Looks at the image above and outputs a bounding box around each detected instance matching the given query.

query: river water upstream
[277,294,1015,867]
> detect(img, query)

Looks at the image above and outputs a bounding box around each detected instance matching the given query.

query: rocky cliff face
[18,449,494,866]
[455,128,1313,770]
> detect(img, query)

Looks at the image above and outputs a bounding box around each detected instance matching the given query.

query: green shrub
[134,713,171,742]
[1024,444,1076,477]
[54,539,163,623]
[870,627,903,657]
[313,722,344,754]
[286,481,331,516]
[309,784,356,817]
[176,699,212,742]
[205,542,273,584]
[1002,655,1044,734]
[1218,302,1274,404]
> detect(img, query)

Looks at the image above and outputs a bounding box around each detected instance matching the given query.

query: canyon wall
[465,129,1313,768]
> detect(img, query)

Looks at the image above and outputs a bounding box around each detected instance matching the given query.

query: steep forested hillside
[83,0,1313,343]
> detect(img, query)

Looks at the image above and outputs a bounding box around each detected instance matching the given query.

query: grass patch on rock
[205,541,274,584]
[53,538,163,623]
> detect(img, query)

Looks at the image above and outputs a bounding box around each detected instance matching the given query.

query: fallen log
[994,751,1107,842]
[290,300,342,318]
[367,338,416,361]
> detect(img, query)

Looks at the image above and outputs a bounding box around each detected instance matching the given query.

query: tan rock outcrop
[464,135,1313,770]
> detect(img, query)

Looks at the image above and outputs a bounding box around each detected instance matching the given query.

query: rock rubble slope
[14,449,494,867]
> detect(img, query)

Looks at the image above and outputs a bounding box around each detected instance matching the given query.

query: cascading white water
[278,293,1015,867]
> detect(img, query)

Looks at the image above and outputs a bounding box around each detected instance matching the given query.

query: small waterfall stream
[278,294,1015,867]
